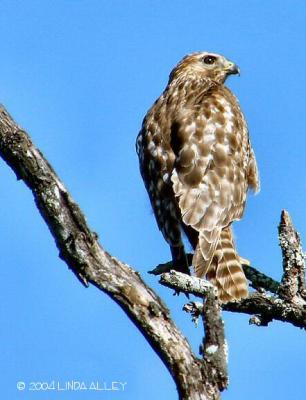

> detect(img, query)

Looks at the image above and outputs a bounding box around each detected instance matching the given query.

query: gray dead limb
[0,105,219,400]
[278,210,306,302]
[160,270,306,329]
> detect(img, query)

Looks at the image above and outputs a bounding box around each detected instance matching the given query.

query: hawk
[136,52,259,302]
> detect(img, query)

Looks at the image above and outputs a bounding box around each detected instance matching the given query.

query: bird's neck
[165,74,219,104]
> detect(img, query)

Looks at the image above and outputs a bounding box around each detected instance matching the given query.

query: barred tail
[194,226,248,303]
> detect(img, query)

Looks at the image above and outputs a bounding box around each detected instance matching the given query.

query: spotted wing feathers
[171,90,252,302]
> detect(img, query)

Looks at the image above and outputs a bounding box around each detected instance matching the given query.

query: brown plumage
[136,52,259,302]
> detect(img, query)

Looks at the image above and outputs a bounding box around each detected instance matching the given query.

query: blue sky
[0,1,305,399]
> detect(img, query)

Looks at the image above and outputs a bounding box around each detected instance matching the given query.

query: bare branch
[223,294,306,329]
[201,290,228,392]
[183,291,228,394]
[0,105,218,400]
[278,210,306,301]
[0,104,305,400]
[151,255,281,295]
[242,264,280,294]
[160,271,306,329]
[160,270,214,297]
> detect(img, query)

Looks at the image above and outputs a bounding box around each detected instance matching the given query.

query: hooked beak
[226,62,240,76]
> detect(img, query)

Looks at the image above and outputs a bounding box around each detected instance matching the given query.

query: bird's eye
[203,55,217,65]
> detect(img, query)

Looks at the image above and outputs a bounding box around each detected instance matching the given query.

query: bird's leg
[170,245,190,297]
[171,245,190,275]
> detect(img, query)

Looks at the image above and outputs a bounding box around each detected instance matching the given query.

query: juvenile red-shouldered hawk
[136,52,259,302]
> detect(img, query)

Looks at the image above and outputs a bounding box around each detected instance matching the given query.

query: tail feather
[193,228,220,277]
[194,226,248,303]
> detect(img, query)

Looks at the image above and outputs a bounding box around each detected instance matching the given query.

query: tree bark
[0,105,220,399]
[278,210,306,301]
[160,271,306,329]
[0,104,305,399]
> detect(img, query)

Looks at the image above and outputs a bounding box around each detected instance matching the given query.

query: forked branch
[0,105,221,400]
[0,105,305,400]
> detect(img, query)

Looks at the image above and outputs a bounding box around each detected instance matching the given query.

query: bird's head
[169,52,240,84]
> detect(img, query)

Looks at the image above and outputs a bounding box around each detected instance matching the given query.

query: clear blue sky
[0,1,305,399]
